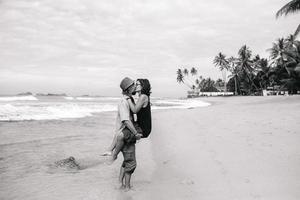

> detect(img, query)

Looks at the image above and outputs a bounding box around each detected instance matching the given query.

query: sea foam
[0,103,116,121]
[0,95,38,101]
[152,99,210,110]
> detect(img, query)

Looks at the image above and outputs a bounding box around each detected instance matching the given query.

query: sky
[0,0,299,97]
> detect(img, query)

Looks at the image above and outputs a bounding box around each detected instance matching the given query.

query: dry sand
[129,96,300,200]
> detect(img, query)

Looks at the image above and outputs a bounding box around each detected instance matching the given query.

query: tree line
[176,0,300,95]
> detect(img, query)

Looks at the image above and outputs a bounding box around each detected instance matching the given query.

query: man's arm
[123,120,142,139]
[119,98,142,139]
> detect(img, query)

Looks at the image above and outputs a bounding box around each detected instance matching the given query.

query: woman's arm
[127,94,148,113]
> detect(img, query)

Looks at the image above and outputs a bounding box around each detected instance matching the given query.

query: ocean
[0,95,210,122]
[0,95,210,199]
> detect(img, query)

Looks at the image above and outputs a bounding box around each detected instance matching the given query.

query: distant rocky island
[36,93,67,96]
[15,92,107,97]
[17,92,33,96]
[17,92,67,96]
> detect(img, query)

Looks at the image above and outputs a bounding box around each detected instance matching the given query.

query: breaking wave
[0,103,116,121]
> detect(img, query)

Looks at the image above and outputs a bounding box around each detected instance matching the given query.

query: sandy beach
[1,96,300,200]
[132,96,300,200]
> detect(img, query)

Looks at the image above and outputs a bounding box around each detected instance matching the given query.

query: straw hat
[120,77,134,91]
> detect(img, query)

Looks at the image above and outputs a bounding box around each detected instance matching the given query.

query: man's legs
[124,172,132,191]
[119,166,125,188]
[121,143,136,191]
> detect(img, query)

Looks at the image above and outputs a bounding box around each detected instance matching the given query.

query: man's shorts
[122,123,143,144]
[121,143,136,174]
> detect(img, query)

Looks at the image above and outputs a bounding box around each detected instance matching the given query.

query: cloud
[0,0,299,96]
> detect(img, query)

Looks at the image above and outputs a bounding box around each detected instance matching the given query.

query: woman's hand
[124,95,131,100]
[135,133,143,140]
[127,94,148,113]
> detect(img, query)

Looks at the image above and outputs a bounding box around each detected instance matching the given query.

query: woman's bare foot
[105,154,117,165]
[101,151,112,156]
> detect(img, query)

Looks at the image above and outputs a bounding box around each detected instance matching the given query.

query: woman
[102,79,152,157]
[128,79,152,138]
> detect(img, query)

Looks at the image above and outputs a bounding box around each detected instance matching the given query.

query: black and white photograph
[0,0,299,199]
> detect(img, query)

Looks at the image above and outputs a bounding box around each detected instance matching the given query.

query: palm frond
[295,63,300,72]
[276,0,300,18]
[294,24,300,37]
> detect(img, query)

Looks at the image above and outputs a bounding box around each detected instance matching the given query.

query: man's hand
[135,133,142,140]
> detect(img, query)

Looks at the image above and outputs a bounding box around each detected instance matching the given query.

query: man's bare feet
[119,184,125,190]
[124,187,131,192]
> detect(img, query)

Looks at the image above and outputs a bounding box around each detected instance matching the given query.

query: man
[113,77,141,191]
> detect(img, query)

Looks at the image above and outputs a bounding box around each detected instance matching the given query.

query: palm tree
[182,68,196,87]
[213,52,230,94]
[254,58,272,91]
[190,67,197,76]
[269,38,286,60]
[201,78,218,92]
[176,68,193,89]
[282,40,300,93]
[228,56,240,95]
[176,69,184,83]
[268,38,291,75]
[183,68,189,76]
[276,0,300,36]
[285,34,297,48]
[213,52,228,70]
[236,45,259,94]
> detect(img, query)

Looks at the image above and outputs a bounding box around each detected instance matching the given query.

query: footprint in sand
[251,194,262,199]
[261,143,272,147]
[162,160,170,164]
[244,178,251,183]
[208,150,228,175]
[180,179,195,185]
[208,149,217,158]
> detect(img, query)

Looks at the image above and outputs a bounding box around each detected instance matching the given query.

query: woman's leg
[108,132,118,151]
[111,132,124,160]
[102,131,123,156]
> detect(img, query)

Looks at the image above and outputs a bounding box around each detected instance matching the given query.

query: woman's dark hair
[137,79,151,96]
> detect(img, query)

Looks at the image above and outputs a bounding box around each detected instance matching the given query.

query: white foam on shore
[0,97,210,121]
[152,99,210,110]
[64,97,74,100]
[64,96,121,101]
[0,103,117,121]
[76,97,95,100]
[0,95,38,101]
